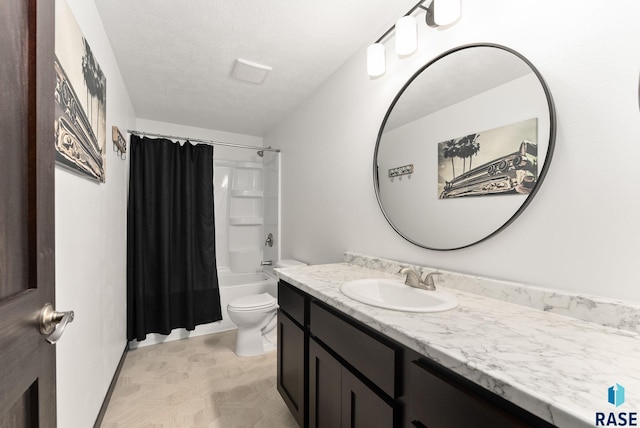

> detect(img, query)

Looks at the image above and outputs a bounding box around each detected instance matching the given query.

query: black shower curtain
[127,135,222,341]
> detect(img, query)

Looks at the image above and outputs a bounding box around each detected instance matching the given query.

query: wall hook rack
[388,164,414,181]
[112,126,127,159]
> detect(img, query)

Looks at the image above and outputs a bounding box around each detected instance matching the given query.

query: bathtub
[130,271,277,348]
[217,271,278,330]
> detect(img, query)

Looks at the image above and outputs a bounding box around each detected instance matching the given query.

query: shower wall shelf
[234,161,263,169]
[231,190,264,198]
[229,217,264,226]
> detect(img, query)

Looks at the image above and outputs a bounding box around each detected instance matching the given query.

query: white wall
[54,0,135,427]
[266,0,640,302]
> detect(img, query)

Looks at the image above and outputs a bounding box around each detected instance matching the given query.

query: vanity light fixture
[366,0,461,77]
[367,43,386,77]
[395,15,418,56]
[426,0,461,27]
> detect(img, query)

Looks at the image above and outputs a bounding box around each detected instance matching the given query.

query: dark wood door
[309,338,394,428]
[406,358,531,428]
[341,369,394,428]
[309,339,342,428]
[277,310,306,427]
[0,0,56,426]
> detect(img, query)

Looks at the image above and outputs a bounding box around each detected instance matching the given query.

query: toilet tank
[275,259,307,268]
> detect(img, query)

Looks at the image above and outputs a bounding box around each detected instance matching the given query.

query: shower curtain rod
[127,129,281,153]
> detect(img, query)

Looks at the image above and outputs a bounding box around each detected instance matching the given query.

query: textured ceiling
[95,0,418,137]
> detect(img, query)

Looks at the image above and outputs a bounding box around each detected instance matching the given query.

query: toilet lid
[228,293,277,311]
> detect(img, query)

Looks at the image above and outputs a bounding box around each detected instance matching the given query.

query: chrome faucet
[260,260,273,266]
[400,268,441,291]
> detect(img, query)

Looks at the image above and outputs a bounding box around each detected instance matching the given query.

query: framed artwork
[438,118,538,199]
[54,0,106,183]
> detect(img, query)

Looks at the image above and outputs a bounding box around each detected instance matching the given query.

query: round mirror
[374,44,556,250]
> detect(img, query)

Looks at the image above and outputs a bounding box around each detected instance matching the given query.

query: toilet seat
[228,293,276,312]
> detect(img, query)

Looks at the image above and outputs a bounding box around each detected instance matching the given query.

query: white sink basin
[340,278,458,313]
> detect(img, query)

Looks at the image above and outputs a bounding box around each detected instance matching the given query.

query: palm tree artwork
[442,133,481,180]
[456,133,480,175]
[81,37,106,147]
[442,139,458,178]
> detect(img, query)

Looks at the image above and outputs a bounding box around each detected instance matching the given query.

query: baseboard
[93,344,129,428]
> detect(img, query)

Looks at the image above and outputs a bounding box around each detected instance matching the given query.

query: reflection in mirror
[374,44,556,250]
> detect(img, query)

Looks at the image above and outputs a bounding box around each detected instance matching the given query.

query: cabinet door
[277,310,305,427]
[309,339,342,428]
[406,359,530,428]
[341,369,394,428]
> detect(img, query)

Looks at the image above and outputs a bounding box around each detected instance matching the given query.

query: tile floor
[100,330,298,428]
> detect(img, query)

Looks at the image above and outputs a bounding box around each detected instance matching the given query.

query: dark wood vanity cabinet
[277,281,307,427]
[278,280,396,428]
[277,280,553,428]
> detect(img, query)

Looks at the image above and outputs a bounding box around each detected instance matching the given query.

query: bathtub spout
[260,260,273,266]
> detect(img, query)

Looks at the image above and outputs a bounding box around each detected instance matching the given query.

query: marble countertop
[276,262,640,428]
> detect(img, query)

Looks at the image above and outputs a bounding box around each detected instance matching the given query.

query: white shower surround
[215,159,267,273]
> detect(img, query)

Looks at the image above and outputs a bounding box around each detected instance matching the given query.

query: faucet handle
[424,271,442,289]
[400,267,421,287]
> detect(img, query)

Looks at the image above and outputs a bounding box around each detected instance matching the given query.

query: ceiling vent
[231,58,272,84]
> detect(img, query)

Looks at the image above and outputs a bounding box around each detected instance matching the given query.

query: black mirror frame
[373,43,557,251]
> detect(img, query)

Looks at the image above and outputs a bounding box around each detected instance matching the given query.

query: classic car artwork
[54,0,106,182]
[440,139,538,198]
[54,58,105,182]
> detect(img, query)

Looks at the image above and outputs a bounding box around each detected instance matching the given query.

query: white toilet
[227,259,307,357]
[275,259,307,269]
[227,292,278,357]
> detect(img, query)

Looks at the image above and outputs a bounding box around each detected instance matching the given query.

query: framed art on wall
[438,118,538,199]
[54,0,106,183]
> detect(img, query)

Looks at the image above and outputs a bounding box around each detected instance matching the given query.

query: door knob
[39,303,74,344]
